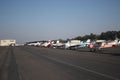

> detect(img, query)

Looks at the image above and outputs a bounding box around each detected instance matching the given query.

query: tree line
[71,31,120,41]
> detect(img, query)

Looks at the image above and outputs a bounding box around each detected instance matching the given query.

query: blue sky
[0,0,120,43]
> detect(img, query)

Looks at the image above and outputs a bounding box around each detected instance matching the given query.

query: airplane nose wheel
[90,48,103,53]
[95,48,103,53]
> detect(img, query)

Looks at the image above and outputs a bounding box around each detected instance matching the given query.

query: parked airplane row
[25,37,120,52]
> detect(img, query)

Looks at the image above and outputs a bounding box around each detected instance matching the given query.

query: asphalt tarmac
[0,46,120,80]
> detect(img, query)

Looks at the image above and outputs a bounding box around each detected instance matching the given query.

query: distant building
[0,40,16,46]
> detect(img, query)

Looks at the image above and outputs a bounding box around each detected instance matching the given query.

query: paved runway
[0,46,120,80]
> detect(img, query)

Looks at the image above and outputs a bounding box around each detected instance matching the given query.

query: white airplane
[99,37,120,48]
[89,37,120,52]
[65,40,81,49]
[52,40,64,48]
[41,41,51,47]
[27,42,41,46]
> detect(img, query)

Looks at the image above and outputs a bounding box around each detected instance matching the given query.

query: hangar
[0,39,16,46]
